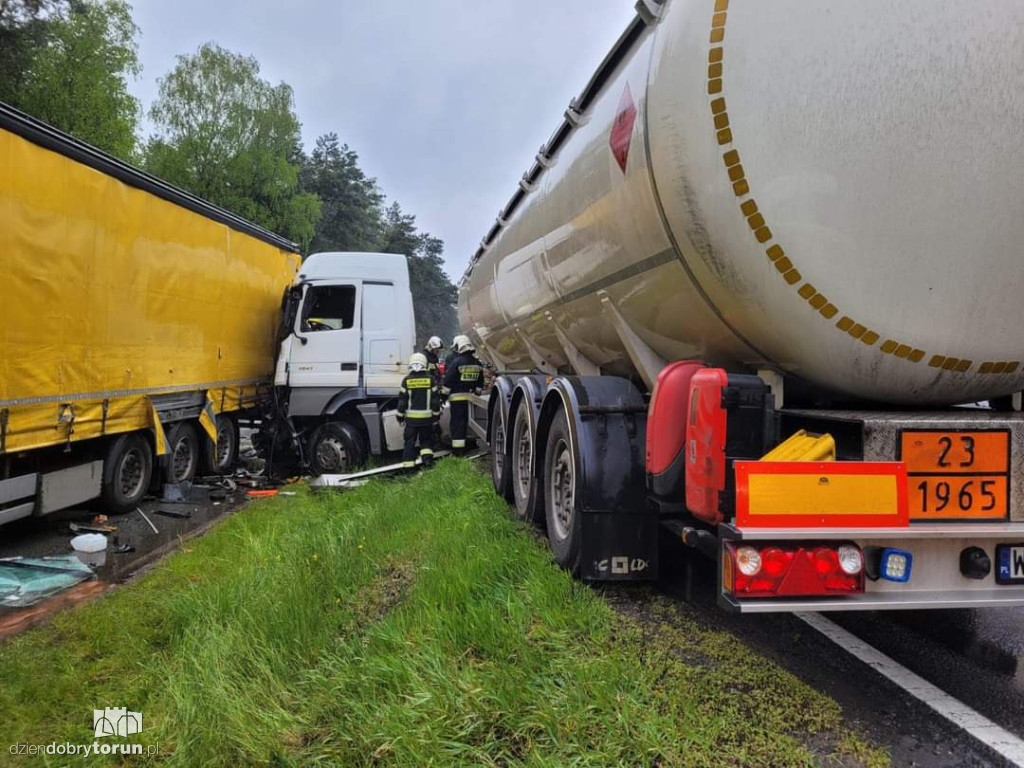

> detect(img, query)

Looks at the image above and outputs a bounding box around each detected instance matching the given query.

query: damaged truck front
[0,103,415,524]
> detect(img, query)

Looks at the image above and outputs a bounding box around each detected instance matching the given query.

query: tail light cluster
[724,542,865,597]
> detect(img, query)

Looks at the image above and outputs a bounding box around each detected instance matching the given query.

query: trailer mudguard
[537,376,657,581]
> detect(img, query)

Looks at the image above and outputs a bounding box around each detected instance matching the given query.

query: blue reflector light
[880,548,912,582]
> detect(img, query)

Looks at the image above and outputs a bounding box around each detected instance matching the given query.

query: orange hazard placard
[899,430,1010,520]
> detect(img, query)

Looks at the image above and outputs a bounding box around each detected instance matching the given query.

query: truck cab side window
[301,285,356,332]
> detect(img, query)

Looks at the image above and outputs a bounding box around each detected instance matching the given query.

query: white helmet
[426,335,443,351]
[454,334,475,353]
[409,352,428,372]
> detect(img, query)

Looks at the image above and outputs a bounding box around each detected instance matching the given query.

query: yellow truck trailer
[0,102,301,521]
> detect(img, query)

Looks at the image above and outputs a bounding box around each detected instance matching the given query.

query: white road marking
[798,611,1024,767]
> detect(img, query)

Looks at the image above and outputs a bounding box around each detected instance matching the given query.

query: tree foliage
[300,133,383,254]
[1,0,140,159]
[377,201,458,346]
[0,0,63,104]
[144,43,320,250]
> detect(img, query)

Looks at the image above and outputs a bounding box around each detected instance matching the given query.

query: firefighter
[442,334,484,454]
[397,352,440,468]
[423,336,443,373]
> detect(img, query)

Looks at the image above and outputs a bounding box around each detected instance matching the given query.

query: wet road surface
[655,537,1022,767]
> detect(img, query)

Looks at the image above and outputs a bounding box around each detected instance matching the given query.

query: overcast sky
[128,0,636,277]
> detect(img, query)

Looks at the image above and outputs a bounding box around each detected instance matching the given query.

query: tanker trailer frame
[459,0,1024,612]
[471,370,1024,613]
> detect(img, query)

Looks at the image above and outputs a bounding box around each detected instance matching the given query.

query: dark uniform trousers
[448,396,470,451]
[403,417,435,463]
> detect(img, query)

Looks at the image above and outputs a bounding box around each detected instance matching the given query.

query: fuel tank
[457,0,1024,405]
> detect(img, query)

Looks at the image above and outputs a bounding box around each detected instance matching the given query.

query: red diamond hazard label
[609,83,637,173]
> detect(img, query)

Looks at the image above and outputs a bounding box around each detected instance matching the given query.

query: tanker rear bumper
[719,522,1024,613]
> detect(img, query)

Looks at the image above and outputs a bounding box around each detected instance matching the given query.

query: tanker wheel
[100,433,153,513]
[510,398,543,523]
[200,413,239,476]
[166,421,200,484]
[544,409,581,573]
[309,421,366,476]
[490,403,512,501]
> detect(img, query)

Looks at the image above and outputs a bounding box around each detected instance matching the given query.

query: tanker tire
[544,410,581,574]
[100,433,153,514]
[166,421,200,484]
[309,421,366,476]
[200,413,239,476]
[510,398,543,523]
[490,403,512,501]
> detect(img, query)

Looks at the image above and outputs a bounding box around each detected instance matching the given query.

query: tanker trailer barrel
[459,0,1024,407]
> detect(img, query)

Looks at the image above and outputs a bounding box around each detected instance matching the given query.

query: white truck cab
[274,252,417,473]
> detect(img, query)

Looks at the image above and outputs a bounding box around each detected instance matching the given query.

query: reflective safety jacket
[398,371,441,421]
[443,352,484,402]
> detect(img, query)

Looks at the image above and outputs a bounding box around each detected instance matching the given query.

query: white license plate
[996,544,1024,584]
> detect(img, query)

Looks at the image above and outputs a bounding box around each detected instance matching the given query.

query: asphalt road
[0,478,248,587]
[656,538,1023,767]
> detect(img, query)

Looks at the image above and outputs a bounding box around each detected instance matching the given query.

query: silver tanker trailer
[458,0,1024,612]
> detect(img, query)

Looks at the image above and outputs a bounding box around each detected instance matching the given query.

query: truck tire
[309,421,366,476]
[100,433,153,513]
[490,403,512,500]
[544,410,581,573]
[200,413,239,476]
[166,421,200,484]
[510,398,543,523]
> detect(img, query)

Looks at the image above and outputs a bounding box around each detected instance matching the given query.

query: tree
[3,0,140,159]
[377,201,458,346]
[300,133,384,254]
[0,1,63,104]
[145,43,320,250]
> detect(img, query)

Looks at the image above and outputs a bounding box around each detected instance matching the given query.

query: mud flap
[539,375,658,582]
[580,506,659,581]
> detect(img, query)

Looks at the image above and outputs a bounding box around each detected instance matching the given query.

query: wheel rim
[549,438,575,541]
[316,435,349,473]
[118,448,146,498]
[492,414,506,482]
[215,421,233,468]
[172,435,195,481]
[513,412,532,502]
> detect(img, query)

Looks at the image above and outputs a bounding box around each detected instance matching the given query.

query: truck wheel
[101,433,153,513]
[200,414,239,476]
[490,404,512,500]
[309,421,366,475]
[510,399,543,523]
[544,410,581,573]
[166,421,200,484]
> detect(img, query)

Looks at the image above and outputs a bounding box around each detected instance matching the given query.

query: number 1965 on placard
[899,430,1010,520]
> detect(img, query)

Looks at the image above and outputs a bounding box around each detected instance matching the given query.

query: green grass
[0,460,886,766]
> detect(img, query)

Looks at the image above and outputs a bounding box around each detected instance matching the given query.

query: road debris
[136,507,159,534]
[0,556,94,607]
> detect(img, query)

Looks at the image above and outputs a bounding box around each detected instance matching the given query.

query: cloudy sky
[128,0,637,277]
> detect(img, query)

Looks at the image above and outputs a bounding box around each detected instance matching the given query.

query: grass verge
[0,459,886,766]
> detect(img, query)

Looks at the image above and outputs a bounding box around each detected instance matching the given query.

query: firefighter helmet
[453,334,474,353]
[409,352,428,372]
[426,335,443,351]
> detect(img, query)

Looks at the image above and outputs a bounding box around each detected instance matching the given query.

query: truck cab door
[286,281,362,388]
[361,281,405,392]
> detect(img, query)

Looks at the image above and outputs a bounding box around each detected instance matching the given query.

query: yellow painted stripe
[703,5,991,375]
[747,473,899,516]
